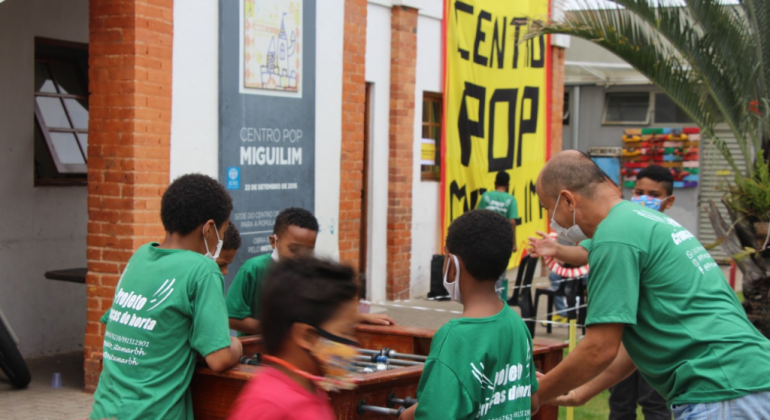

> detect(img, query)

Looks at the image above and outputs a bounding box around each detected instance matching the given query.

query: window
[34,38,89,186]
[654,93,693,123]
[421,93,442,181]
[602,93,651,125]
[563,92,570,126]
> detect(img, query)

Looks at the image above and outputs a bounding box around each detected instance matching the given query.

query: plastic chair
[507,254,538,337]
[533,274,587,335]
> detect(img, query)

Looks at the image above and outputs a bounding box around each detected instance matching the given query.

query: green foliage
[531,0,770,218]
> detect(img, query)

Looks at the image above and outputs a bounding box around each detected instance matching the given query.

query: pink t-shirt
[227,366,336,420]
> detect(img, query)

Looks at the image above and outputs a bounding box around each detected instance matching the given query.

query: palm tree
[531,0,770,336]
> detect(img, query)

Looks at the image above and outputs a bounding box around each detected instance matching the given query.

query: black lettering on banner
[510,18,527,69]
[489,17,507,69]
[488,88,517,172]
[523,180,542,223]
[449,181,469,221]
[473,10,491,66]
[458,82,486,166]
[455,1,473,60]
[517,87,539,168]
[528,35,545,68]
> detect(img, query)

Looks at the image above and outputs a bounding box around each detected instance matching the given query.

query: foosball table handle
[387,393,417,408]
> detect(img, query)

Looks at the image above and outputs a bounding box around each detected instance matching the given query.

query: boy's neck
[270,349,322,395]
[157,232,204,254]
[495,186,507,193]
[461,280,504,318]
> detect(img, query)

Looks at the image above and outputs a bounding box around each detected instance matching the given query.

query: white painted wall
[170,0,219,180]
[409,11,444,298]
[170,1,344,258]
[0,0,89,357]
[365,3,392,302]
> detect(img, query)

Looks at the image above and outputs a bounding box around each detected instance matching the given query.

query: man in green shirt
[532,151,770,419]
[226,208,395,336]
[400,210,538,420]
[477,171,518,252]
[90,174,243,420]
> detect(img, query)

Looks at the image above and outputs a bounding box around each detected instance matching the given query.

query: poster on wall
[219,0,316,287]
[442,0,551,268]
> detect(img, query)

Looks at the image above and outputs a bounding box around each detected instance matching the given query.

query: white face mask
[443,254,462,303]
[271,235,279,262]
[203,224,223,260]
[550,194,588,244]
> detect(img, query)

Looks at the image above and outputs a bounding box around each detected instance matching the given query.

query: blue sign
[226,167,240,190]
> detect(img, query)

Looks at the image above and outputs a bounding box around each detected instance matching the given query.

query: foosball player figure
[90,174,243,420]
[216,223,241,276]
[227,256,362,420]
[400,210,539,420]
[226,207,395,336]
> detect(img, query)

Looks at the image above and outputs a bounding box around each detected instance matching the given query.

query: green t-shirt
[90,243,231,420]
[415,305,538,420]
[477,191,518,220]
[225,253,273,336]
[587,201,770,405]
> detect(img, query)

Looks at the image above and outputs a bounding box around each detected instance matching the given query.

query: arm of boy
[509,199,518,253]
[359,313,396,326]
[527,231,588,266]
[205,336,243,372]
[228,317,261,335]
[398,403,416,420]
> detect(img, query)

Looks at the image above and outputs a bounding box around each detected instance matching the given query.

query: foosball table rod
[357,400,404,417]
[359,348,428,362]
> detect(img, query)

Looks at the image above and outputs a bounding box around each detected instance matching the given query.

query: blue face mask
[632,195,668,211]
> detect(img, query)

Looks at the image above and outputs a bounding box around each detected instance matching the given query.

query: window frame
[420,92,443,182]
[33,37,89,186]
[601,92,653,126]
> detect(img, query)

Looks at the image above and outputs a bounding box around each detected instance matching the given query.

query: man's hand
[398,403,416,420]
[548,390,582,407]
[528,231,558,258]
[359,313,396,326]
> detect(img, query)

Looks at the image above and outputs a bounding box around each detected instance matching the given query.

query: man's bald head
[538,150,608,199]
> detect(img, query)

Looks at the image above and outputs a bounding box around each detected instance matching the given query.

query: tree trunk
[707,200,770,338]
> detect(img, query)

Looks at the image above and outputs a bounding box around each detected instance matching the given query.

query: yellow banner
[443,0,550,268]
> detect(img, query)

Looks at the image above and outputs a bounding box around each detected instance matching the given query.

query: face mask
[271,235,279,262]
[203,225,223,260]
[443,254,462,303]
[550,194,588,244]
[632,195,667,211]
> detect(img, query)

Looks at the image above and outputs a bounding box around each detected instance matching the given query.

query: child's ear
[269,234,277,249]
[291,323,318,351]
[663,195,676,210]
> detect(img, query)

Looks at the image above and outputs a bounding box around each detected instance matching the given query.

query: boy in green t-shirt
[90,174,243,420]
[400,210,539,420]
[226,208,395,336]
[477,171,518,252]
[216,223,241,277]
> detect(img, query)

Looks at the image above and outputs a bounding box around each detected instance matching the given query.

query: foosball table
[191,324,567,420]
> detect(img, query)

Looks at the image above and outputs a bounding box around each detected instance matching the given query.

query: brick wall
[550,46,565,156]
[386,6,418,300]
[84,0,173,392]
[338,0,368,270]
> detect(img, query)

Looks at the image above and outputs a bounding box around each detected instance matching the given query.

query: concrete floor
[0,265,740,419]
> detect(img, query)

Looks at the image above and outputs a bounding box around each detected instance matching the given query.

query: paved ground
[0,265,740,419]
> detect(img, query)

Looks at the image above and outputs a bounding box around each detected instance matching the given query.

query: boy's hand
[398,403,416,420]
[547,390,582,406]
[359,313,397,326]
[528,231,557,258]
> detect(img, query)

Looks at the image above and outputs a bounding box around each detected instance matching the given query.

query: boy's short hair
[261,256,358,354]
[223,223,241,251]
[446,210,513,281]
[160,174,233,235]
[495,171,510,187]
[273,207,319,235]
[637,165,674,196]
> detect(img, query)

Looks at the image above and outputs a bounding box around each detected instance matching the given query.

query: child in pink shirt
[227,256,362,420]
